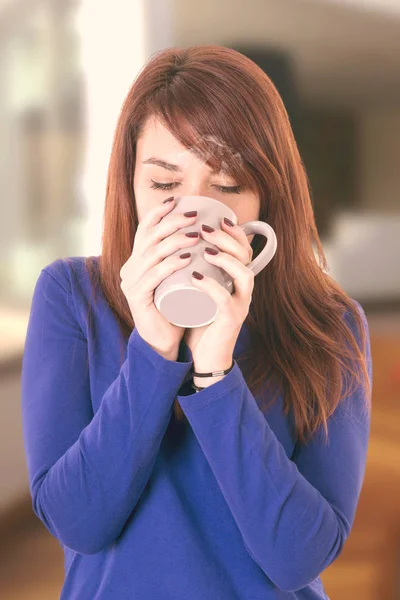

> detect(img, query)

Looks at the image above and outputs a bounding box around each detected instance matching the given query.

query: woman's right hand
[120,197,199,361]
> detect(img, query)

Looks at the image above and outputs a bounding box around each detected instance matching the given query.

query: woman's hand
[184,218,254,371]
[120,197,201,361]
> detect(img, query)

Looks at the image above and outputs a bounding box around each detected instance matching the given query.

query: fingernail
[185,231,199,238]
[184,210,197,218]
[202,224,215,233]
[163,196,175,204]
[205,247,219,255]
[180,252,191,259]
[192,271,204,280]
[223,217,234,227]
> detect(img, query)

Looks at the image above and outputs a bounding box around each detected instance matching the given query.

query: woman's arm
[21,266,193,555]
[176,303,372,592]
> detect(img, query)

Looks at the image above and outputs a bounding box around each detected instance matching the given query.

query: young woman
[21,45,372,599]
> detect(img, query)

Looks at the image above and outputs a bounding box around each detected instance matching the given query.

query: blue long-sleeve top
[21,256,372,600]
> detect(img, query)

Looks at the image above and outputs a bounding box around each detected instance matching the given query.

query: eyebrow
[142,157,182,172]
[142,156,219,174]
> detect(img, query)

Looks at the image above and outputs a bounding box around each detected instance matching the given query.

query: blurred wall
[360,108,400,211]
[77,0,148,256]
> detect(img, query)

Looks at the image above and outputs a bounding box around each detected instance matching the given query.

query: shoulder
[343,298,370,351]
[344,298,368,327]
[342,297,372,394]
[36,256,102,334]
[40,256,100,295]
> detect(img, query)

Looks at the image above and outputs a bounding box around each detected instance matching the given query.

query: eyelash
[150,180,243,195]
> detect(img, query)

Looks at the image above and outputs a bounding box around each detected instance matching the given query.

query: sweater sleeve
[21,266,193,555]
[176,302,372,592]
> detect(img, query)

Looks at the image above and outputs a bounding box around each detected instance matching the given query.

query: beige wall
[359,108,400,211]
[171,0,400,107]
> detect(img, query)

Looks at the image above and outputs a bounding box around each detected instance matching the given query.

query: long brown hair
[84,45,371,446]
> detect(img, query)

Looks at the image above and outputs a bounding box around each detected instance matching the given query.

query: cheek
[133,179,151,223]
[134,192,158,224]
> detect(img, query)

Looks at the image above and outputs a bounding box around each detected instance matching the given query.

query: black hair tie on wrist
[191,360,235,392]
[192,360,234,378]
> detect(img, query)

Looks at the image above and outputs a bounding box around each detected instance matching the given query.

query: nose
[181,180,215,199]
[184,187,211,199]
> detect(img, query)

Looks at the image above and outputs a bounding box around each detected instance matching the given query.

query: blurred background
[0,0,399,598]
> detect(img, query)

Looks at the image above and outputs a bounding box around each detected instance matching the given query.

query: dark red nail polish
[224,217,234,227]
[205,247,219,255]
[180,252,191,259]
[202,224,215,233]
[192,271,204,280]
[163,196,175,204]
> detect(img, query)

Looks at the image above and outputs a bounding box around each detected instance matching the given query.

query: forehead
[137,116,180,149]
[136,117,197,165]
[136,115,242,175]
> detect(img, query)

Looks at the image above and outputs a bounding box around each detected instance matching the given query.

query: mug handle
[239,221,277,276]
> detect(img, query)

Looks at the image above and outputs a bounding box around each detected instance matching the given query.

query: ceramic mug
[154,195,277,327]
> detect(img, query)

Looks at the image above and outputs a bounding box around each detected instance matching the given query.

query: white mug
[154,195,277,328]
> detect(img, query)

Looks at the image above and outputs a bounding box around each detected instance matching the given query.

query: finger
[141,196,176,233]
[129,197,176,257]
[191,269,233,316]
[202,250,254,301]
[221,218,253,264]
[200,222,251,266]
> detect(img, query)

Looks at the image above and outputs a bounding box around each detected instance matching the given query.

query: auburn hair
[84,45,371,446]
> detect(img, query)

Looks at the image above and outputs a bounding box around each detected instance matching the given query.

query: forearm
[32,353,183,554]
[178,365,370,592]
[25,325,192,556]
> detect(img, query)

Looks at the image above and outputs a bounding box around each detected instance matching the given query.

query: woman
[21,45,372,599]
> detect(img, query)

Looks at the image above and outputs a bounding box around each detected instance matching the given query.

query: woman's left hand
[183,218,255,366]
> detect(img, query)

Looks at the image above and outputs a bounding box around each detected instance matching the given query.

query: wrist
[192,358,233,389]
[193,374,227,388]
[151,345,178,362]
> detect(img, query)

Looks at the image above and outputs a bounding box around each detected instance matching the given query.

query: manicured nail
[202,224,215,233]
[192,271,204,280]
[184,210,197,218]
[163,196,175,204]
[223,217,234,227]
[180,252,191,259]
[185,231,199,238]
[205,247,219,255]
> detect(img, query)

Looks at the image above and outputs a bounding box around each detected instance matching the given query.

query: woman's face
[133,116,260,244]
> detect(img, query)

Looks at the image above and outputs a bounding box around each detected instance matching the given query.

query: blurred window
[0,0,84,310]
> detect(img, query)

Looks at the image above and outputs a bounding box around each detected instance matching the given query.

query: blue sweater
[21,256,372,600]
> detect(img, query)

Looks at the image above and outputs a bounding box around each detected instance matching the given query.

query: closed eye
[150,180,243,195]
